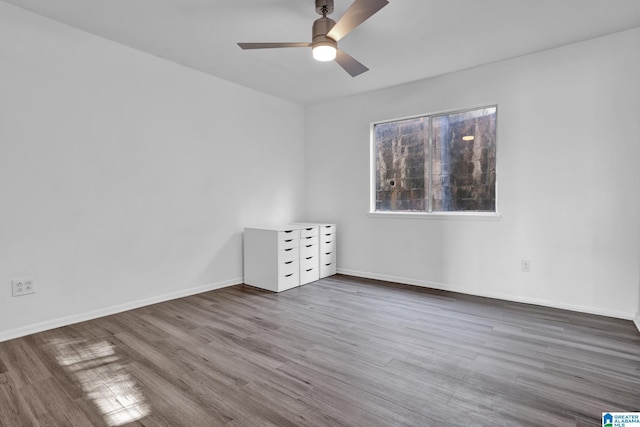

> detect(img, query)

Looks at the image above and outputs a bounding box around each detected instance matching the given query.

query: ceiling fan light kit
[238,0,389,77]
[312,42,337,62]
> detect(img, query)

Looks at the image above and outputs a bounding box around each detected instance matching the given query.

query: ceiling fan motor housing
[312,16,337,51]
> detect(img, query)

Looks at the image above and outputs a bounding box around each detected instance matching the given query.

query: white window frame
[369,105,501,220]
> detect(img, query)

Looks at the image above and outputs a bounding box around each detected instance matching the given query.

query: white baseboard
[337,268,636,321]
[0,278,241,343]
[634,313,640,334]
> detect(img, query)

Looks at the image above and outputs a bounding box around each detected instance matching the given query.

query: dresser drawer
[299,226,318,238]
[300,266,319,285]
[300,254,316,268]
[320,261,337,278]
[299,235,318,246]
[280,259,298,276]
[319,224,336,234]
[278,246,299,263]
[278,235,299,250]
[278,229,300,241]
[278,271,299,291]
[300,242,318,258]
[320,238,336,252]
[320,230,335,239]
[300,255,317,270]
[320,250,336,264]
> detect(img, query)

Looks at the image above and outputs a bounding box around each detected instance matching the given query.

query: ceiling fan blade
[335,49,369,77]
[238,42,311,49]
[327,0,389,41]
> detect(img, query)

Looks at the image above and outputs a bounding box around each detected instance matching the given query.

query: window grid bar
[427,116,433,213]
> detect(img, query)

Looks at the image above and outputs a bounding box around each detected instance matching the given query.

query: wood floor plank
[0,338,52,390]
[0,376,36,427]
[0,274,639,426]
[20,377,94,427]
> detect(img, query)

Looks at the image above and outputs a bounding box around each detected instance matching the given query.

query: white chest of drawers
[244,223,337,292]
[243,226,301,292]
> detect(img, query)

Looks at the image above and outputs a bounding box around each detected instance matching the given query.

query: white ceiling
[4,0,640,105]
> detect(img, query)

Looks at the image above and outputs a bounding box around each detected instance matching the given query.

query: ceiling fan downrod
[315,0,334,16]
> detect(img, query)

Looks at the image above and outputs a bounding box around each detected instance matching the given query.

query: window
[372,106,497,214]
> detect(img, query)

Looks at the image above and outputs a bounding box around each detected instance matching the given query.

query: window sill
[367,211,502,221]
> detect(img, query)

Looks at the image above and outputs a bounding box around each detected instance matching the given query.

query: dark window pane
[431,107,496,212]
[374,117,428,212]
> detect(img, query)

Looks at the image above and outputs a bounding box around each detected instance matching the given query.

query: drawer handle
[305,236,313,239]
[324,226,331,228]
[305,228,313,231]
[325,252,332,255]
[285,261,293,264]
[285,248,293,252]
[306,244,313,248]
[306,256,313,260]
[284,239,293,242]
[284,230,294,234]
[325,263,332,267]
[306,268,313,272]
[325,241,332,244]
[285,273,293,277]
[324,233,332,236]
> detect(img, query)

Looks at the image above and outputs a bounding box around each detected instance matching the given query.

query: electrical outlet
[11,277,36,297]
[521,260,531,273]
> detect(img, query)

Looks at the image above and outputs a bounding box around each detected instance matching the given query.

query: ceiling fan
[238,0,389,77]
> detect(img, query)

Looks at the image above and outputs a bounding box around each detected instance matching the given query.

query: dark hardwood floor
[1,274,639,426]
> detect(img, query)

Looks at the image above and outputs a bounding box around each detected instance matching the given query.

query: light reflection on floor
[49,337,150,426]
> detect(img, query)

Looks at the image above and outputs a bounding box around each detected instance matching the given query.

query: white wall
[637,247,640,332]
[0,3,305,341]
[305,28,640,319]
[637,276,640,332]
